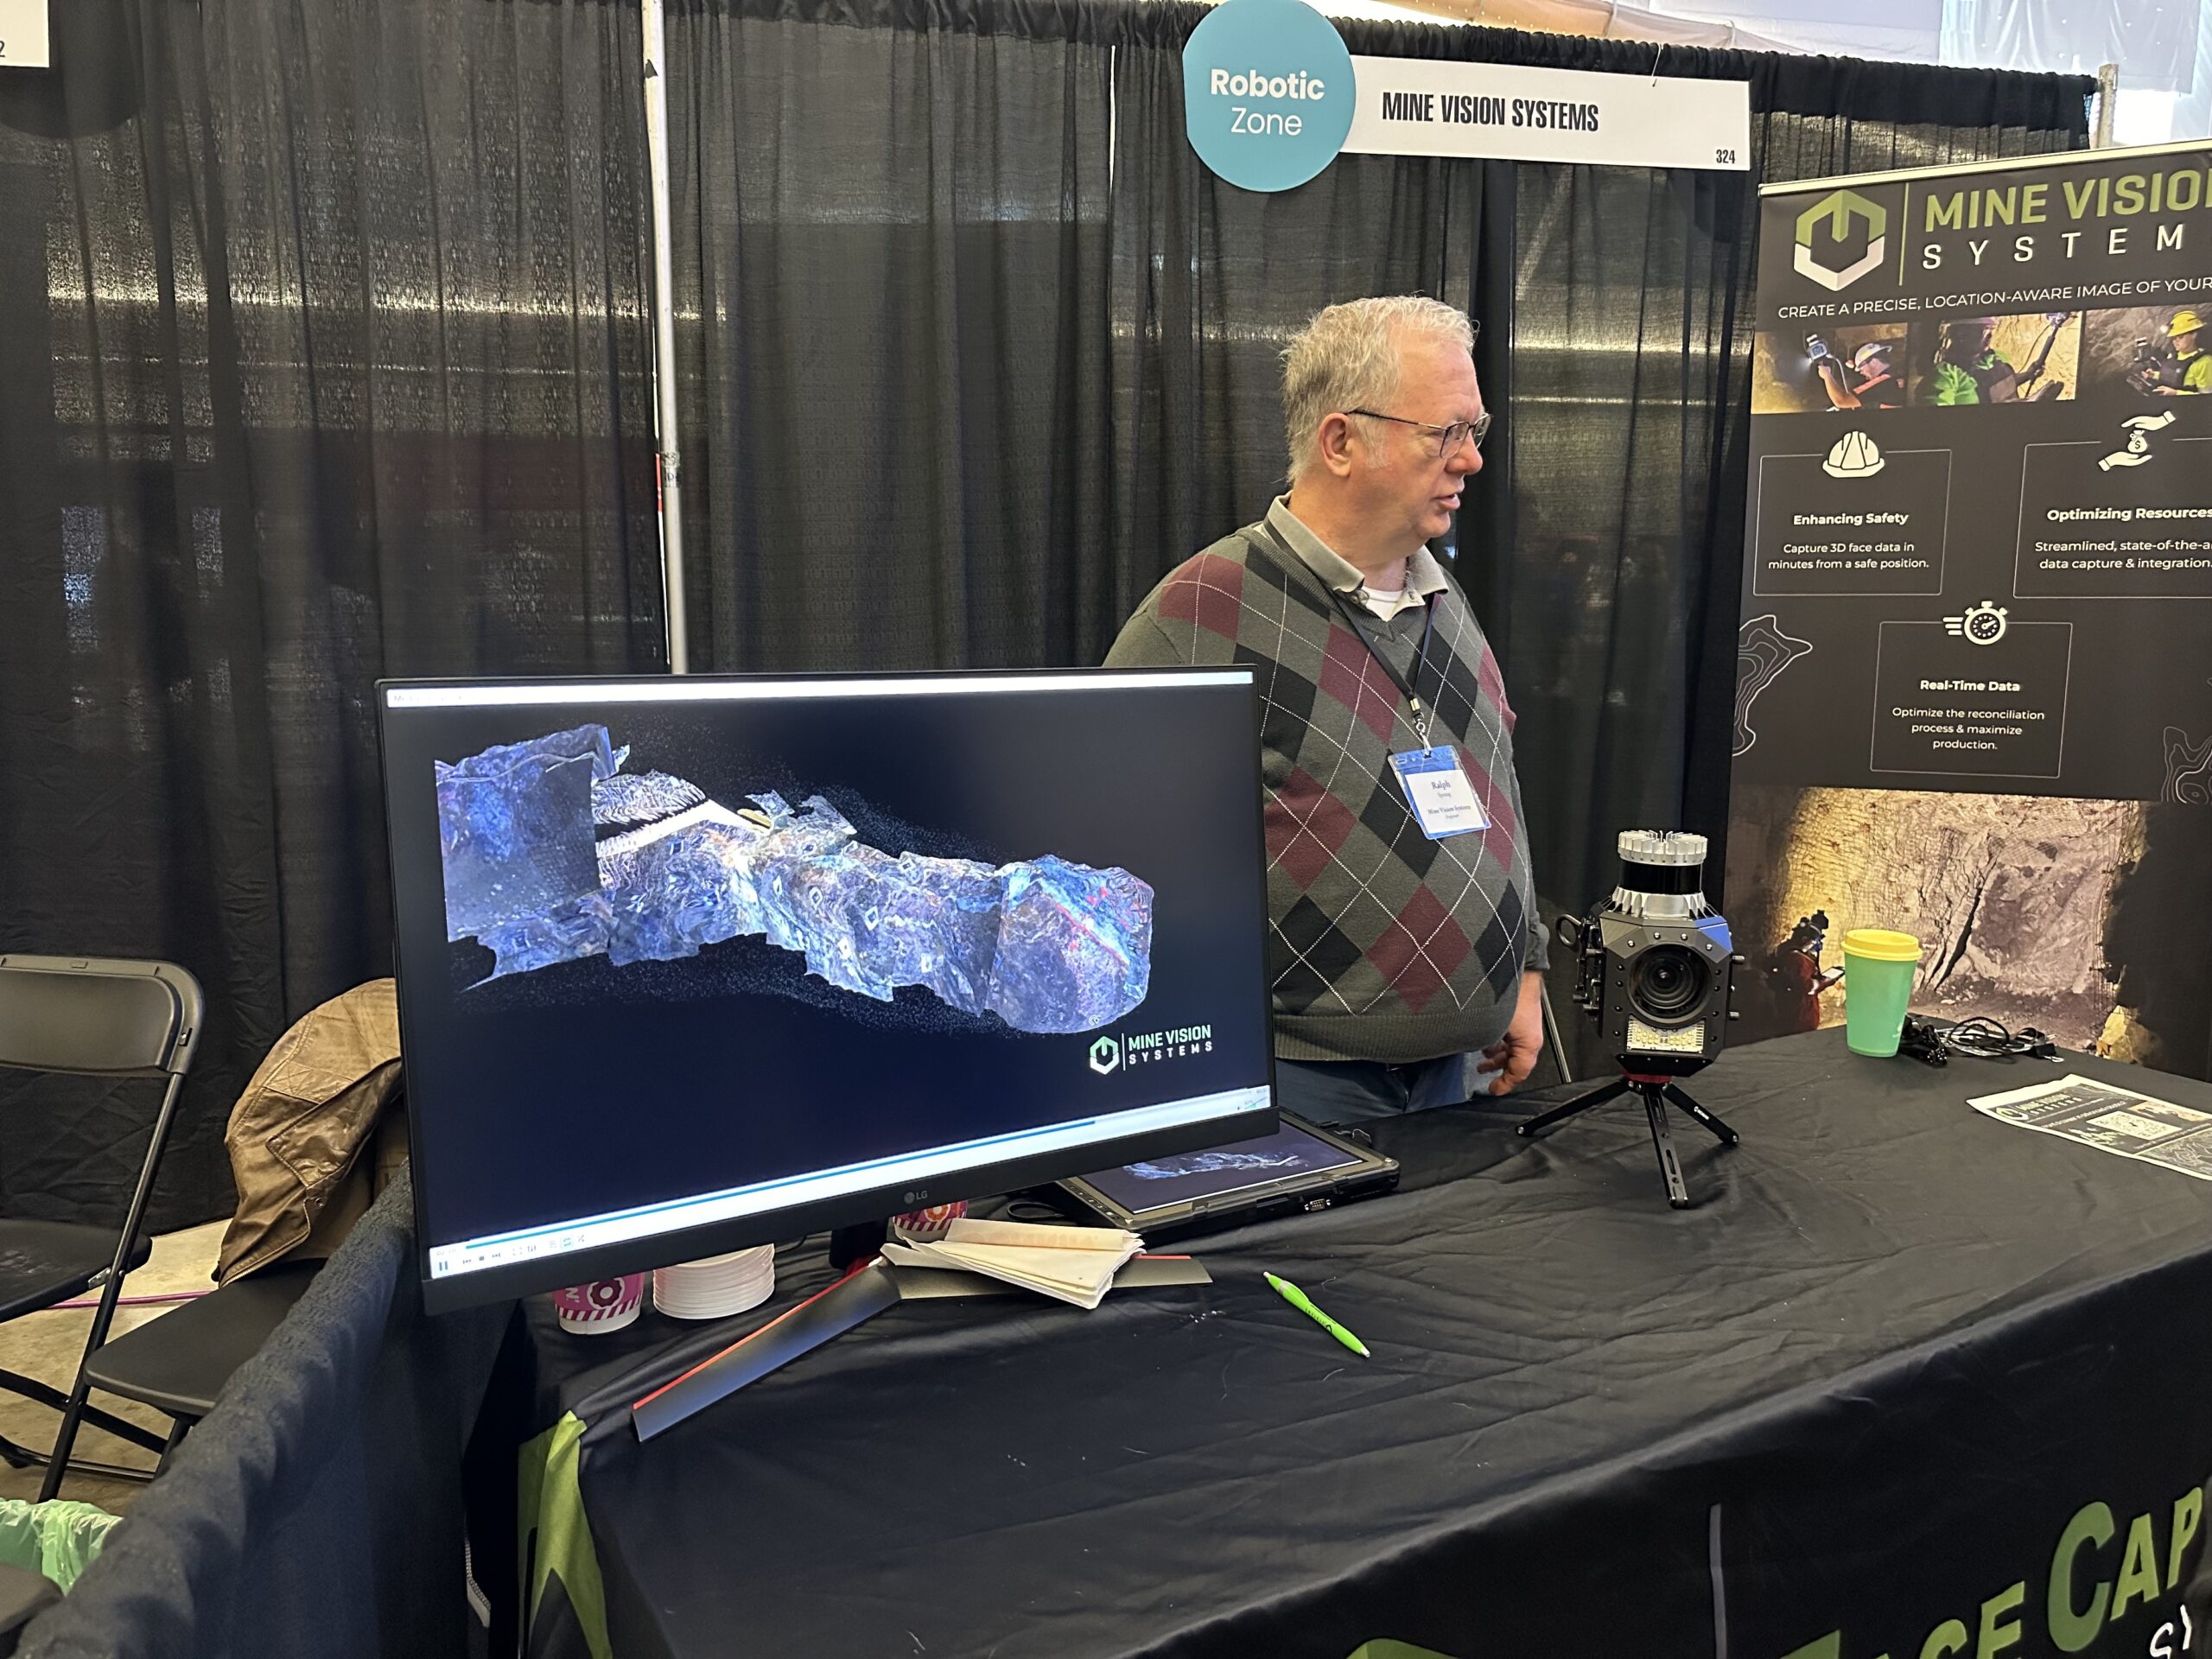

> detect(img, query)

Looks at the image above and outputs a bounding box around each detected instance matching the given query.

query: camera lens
[1628,944,1712,1026]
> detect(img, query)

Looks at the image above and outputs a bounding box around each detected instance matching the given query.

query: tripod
[1516,1071,1738,1209]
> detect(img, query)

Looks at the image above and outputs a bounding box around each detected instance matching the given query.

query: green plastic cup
[1841,928,1922,1057]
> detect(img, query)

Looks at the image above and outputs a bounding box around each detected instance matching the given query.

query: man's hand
[1476,970,1548,1096]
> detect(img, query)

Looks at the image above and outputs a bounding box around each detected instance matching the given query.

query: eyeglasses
[1347,408,1491,459]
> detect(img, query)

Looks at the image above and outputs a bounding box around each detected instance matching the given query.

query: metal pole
[2092,61,2119,149]
[644,0,691,673]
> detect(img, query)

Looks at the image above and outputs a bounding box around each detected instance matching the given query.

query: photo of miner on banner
[1751,322,1908,415]
[2083,305,2212,398]
[1724,907,1848,1045]
[1907,310,2080,406]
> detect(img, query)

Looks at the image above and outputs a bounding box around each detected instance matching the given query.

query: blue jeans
[1274,1053,1470,1128]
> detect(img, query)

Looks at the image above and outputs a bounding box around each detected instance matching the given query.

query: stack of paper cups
[652,1245,775,1320]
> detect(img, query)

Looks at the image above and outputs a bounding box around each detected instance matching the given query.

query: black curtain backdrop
[0,0,2091,1226]
[0,0,662,1229]
[664,0,1120,671]
[671,0,2089,1075]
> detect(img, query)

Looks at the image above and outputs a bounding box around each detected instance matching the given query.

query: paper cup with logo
[888,1202,969,1243]
[551,1274,645,1335]
[1841,929,1922,1058]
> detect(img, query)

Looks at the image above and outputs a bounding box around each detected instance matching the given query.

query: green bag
[0,1497,120,1592]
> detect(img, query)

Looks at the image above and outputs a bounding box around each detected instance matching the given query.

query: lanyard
[1326,588,1440,747]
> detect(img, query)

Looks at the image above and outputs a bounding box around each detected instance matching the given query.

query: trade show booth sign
[0,0,47,68]
[1725,143,2212,1077]
[1734,142,2212,803]
[1182,0,1749,191]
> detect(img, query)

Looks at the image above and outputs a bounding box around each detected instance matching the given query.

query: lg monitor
[376,669,1274,1311]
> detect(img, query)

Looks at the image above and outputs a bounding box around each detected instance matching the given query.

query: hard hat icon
[2170,309,2205,340]
[1821,430,1885,479]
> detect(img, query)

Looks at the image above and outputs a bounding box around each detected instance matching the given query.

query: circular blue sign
[1182,0,1356,194]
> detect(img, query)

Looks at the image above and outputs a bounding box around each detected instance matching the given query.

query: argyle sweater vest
[1106,521,1544,1065]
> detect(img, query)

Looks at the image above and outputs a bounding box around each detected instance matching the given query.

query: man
[2152,309,2209,396]
[1105,296,1547,1127]
[1929,317,2019,405]
[1812,339,1903,410]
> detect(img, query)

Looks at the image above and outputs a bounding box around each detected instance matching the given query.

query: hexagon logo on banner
[1182,0,1356,194]
[1794,188,1888,292]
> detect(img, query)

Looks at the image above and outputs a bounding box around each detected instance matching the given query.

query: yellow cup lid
[1843,928,1922,963]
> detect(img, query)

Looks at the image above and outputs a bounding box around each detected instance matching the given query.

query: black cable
[1898,1014,1949,1066]
[1897,1014,2063,1065]
[1937,1014,2060,1061]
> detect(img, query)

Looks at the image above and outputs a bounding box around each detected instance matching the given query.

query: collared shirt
[1105,512,1548,1062]
[1268,497,1448,624]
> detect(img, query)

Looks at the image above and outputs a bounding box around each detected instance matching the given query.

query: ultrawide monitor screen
[378,670,1274,1310]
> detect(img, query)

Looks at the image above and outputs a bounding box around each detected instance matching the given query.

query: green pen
[1265,1272,1370,1359]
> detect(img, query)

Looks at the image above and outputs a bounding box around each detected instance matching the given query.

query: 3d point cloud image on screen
[1123,1148,1303,1180]
[434,725,1154,1035]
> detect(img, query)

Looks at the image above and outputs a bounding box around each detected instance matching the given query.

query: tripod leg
[1518,1075,1630,1136]
[1537,981,1573,1085]
[1662,1084,1739,1147]
[1643,1091,1692,1210]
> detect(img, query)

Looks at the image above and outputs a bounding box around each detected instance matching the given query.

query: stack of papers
[1971,1073,2212,1181]
[881,1217,1144,1308]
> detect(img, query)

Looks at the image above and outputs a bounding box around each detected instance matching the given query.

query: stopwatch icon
[1960,601,2007,646]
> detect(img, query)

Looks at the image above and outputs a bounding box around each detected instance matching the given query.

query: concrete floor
[0,1221,227,1513]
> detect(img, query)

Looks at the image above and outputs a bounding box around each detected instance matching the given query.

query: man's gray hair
[1281,296,1476,482]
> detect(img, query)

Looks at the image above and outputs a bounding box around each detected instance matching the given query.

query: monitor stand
[626,1228,1212,1441]
[630,1218,912,1442]
[829,1218,889,1270]
[631,1261,902,1441]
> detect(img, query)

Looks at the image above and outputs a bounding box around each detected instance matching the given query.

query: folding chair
[79,1255,322,1462]
[0,954,202,1498]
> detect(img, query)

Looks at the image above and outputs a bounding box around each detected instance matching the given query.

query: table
[512,1032,2212,1659]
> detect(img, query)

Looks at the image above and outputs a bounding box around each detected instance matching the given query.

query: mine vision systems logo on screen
[1090,1025,1216,1077]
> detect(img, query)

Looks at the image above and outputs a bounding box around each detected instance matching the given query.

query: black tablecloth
[22,1179,510,1659]
[519,1032,2212,1659]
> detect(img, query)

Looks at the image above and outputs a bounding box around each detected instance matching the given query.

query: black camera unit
[1518,831,1744,1208]
[2127,335,2181,395]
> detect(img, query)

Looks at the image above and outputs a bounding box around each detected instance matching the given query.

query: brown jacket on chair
[215,979,408,1284]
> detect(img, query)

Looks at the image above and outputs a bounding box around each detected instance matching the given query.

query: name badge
[1389,747,1491,840]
